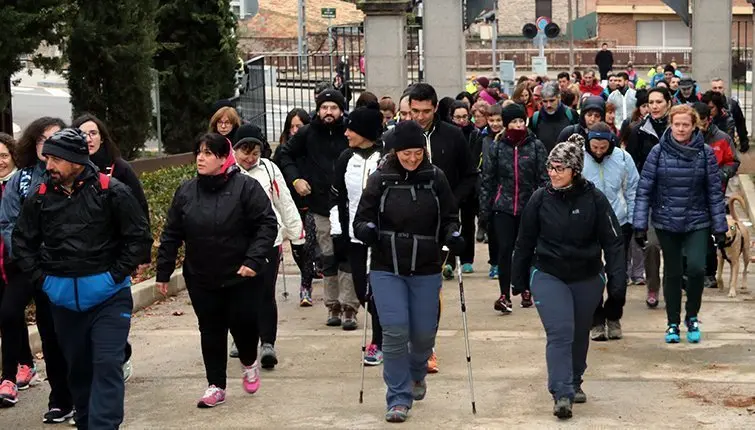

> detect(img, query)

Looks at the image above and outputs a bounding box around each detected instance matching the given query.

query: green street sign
[321,8,336,19]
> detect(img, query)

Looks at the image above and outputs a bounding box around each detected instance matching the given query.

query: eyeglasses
[0,153,10,161]
[453,115,469,121]
[82,130,99,138]
[217,120,233,127]
[546,164,568,174]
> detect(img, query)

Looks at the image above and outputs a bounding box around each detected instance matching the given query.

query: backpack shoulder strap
[531,111,540,130]
[38,183,47,195]
[565,108,575,123]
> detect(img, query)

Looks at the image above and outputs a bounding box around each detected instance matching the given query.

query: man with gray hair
[528,82,580,152]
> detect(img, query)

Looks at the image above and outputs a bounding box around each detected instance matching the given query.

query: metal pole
[297,0,307,73]
[568,0,575,74]
[418,1,424,82]
[492,2,498,75]
[751,5,755,134]
[153,69,162,153]
[328,18,334,75]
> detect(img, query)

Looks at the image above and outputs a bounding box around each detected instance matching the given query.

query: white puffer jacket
[330,145,382,243]
[239,158,305,246]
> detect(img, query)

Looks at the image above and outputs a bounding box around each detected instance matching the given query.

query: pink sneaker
[0,380,19,407]
[16,364,37,390]
[197,385,225,408]
[242,362,260,394]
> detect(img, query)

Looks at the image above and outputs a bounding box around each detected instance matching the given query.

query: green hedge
[137,164,196,282]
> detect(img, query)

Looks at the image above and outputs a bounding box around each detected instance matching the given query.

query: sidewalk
[2,242,755,428]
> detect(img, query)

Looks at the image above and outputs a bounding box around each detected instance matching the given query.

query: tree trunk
[0,75,13,135]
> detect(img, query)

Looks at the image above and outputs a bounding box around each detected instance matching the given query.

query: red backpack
[38,173,110,195]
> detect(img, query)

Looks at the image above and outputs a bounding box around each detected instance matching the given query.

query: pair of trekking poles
[358,256,477,414]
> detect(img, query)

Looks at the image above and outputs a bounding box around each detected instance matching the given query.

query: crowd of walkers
[0,60,746,426]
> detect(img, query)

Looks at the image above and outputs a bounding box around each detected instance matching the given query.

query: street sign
[532,56,548,76]
[321,8,336,19]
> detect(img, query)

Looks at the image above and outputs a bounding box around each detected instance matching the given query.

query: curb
[37,80,68,89]
[0,270,186,372]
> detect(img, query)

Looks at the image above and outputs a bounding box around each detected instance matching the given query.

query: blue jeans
[370,271,441,409]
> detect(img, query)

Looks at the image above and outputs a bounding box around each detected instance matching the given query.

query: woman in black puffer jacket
[480,103,547,314]
[353,121,462,423]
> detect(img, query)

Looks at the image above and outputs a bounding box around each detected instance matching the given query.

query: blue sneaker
[442,264,454,280]
[462,263,474,274]
[686,317,701,343]
[665,324,681,344]
[488,265,499,279]
[364,344,383,366]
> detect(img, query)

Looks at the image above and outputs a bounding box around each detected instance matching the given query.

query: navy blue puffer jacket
[633,129,727,234]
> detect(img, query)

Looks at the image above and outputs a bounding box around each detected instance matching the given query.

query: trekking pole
[456,256,477,414]
[280,250,289,300]
[359,276,370,404]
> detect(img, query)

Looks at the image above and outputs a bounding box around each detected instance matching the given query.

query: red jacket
[580,81,604,97]
[707,129,738,191]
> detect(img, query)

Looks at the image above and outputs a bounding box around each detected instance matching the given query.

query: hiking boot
[229,342,239,358]
[43,408,74,424]
[385,405,409,423]
[364,344,384,366]
[607,320,623,340]
[704,276,718,289]
[123,359,133,382]
[590,324,607,341]
[242,361,260,394]
[260,343,278,369]
[553,397,573,419]
[412,379,427,401]
[342,306,358,331]
[665,323,681,344]
[476,227,486,243]
[686,317,701,343]
[442,264,454,280]
[493,295,512,314]
[462,263,474,274]
[197,385,226,408]
[326,304,342,327]
[574,387,587,404]
[646,291,659,308]
[16,364,37,391]
[520,290,533,308]
[488,265,499,279]
[299,287,313,307]
[0,380,18,407]
[427,351,439,373]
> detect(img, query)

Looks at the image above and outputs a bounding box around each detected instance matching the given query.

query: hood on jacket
[660,128,705,161]
[585,129,617,163]
[580,96,606,128]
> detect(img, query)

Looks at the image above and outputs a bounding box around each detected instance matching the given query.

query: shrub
[137,164,196,281]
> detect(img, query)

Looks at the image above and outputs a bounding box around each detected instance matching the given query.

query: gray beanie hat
[547,134,585,176]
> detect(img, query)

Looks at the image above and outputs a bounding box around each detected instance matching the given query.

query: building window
[232,5,240,18]
[636,20,690,48]
[535,0,552,20]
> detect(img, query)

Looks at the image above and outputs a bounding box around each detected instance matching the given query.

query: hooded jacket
[557,97,605,143]
[479,131,548,221]
[12,164,152,311]
[626,114,668,173]
[353,157,459,276]
[724,95,749,150]
[607,87,637,130]
[239,158,304,247]
[633,129,727,235]
[703,124,740,188]
[156,167,278,288]
[511,179,625,299]
[528,104,580,153]
[276,115,349,216]
[712,112,736,142]
[583,143,640,227]
[330,144,382,243]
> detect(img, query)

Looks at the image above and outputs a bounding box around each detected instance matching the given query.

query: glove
[446,231,465,255]
[331,234,349,262]
[355,222,379,246]
[634,230,648,249]
[713,232,727,249]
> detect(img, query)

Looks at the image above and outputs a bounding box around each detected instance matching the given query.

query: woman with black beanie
[480,103,547,313]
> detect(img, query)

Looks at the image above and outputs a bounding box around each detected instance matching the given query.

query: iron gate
[237,55,267,136]
[732,20,752,119]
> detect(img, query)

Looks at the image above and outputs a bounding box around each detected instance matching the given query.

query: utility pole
[568,0,575,74]
[418,1,424,82]
[492,1,498,75]
[298,0,307,73]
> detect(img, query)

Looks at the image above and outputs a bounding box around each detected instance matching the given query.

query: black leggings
[0,266,72,410]
[259,247,281,346]
[186,277,263,389]
[291,210,317,289]
[493,212,521,298]
[349,242,383,348]
[459,199,478,265]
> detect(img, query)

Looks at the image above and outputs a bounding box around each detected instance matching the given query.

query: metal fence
[236,55,268,136]
[732,21,753,117]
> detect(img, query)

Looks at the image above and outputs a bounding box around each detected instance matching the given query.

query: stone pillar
[423,0,466,98]
[692,0,732,93]
[357,1,410,100]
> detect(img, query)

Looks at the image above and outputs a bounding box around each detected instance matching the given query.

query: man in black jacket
[529,82,580,152]
[406,83,478,279]
[12,129,151,429]
[595,43,614,81]
[711,78,749,152]
[277,90,359,328]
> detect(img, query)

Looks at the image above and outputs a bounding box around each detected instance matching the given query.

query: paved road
[2,243,755,428]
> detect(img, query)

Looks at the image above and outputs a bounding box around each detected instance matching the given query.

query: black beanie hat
[233,124,266,148]
[316,89,346,112]
[346,102,383,142]
[392,121,426,152]
[635,89,649,107]
[43,128,90,165]
[501,103,527,128]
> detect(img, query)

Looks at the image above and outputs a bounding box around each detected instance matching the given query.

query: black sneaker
[43,408,74,424]
[553,397,573,419]
[259,343,278,369]
[493,295,512,314]
[574,387,587,404]
[520,291,533,308]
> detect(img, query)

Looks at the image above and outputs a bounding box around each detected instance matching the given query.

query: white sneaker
[123,359,133,383]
